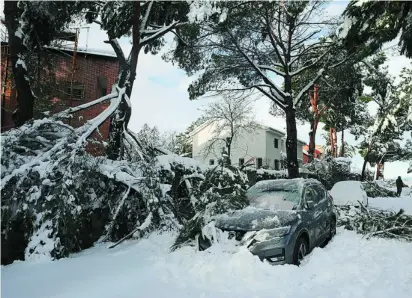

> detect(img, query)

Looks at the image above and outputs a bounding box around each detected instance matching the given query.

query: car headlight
[253,226,291,242]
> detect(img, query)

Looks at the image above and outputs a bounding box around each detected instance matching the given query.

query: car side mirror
[306,201,315,210]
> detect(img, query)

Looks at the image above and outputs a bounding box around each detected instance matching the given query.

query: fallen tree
[1,93,248,263]
[336,204,412,242]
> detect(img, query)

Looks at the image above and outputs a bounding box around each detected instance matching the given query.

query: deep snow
[3,225,412,298]
[369,196,412,215]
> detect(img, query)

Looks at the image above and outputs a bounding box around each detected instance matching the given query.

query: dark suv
[198,178,337,265]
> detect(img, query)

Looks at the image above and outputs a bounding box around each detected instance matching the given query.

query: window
[274,159,280,170]
[239,158,244,167]
[304,187,318,205]
[312,184,326,202]
[97,76,107,97]
[304,185,322,205]
[209,159,215,165]
[63,82,85,100]
[281,140,284,150]
[274,138,279,148]
[256,158,263,169]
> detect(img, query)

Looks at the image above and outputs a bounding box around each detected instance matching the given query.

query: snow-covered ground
[3,221,412,298]
[369,196,412,215]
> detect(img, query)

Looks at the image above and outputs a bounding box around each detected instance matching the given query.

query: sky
[2,0,411,179]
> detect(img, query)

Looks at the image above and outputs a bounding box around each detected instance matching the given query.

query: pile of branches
[171,164,249,250]
[336,204,412,241]
[362,181,397,198]
[0,88,176,263]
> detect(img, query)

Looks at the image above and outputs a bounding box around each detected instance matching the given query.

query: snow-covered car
[330,181,368,207]
[198,178,337,265]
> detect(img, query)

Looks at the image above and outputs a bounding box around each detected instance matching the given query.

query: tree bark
[107,2,141,160]
[308,115,320,163]
[339,129,345,157]
[4,1,35,127]
[285,105,299,178]
[361,157,368,181]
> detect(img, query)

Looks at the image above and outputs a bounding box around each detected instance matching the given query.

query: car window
[312,184,326,203]
[303,187,318,204]
[247,181,302,210]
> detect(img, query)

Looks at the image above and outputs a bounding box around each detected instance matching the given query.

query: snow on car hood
[214,207,299,231]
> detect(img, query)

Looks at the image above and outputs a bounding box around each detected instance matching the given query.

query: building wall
[1,46,119,155]
[230,128,267,167]
[265,130,285,169]
[192,122,305,169]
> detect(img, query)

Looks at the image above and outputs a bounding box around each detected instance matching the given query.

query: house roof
[190,120,307,144]
[189,120,211,137]
[257,122,285,136]
[1,40,118,59]
[47,45,118,59]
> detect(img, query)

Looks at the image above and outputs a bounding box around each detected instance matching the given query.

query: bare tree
[200,93,258,163]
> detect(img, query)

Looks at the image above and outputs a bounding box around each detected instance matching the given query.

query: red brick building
[1,42,119,154]
[302,145,324,164]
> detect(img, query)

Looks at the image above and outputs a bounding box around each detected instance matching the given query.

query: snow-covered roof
[48,45,118,58]
[257,122,285,136]
[189,121,212,137]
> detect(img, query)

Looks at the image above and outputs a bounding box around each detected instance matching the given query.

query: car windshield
[247,180,302,210]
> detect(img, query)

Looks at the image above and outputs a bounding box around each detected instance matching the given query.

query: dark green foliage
[361,181,397,198]
[337,206,412,242]
[0,120,156,263]
[172,165,249,250]
[301,157,362,190]
[14,1,93,52]
[341,1,412,58]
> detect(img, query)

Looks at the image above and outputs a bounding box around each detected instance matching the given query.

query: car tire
[293,236,308,266]
[198,234,212,251]
[327,217,337,241]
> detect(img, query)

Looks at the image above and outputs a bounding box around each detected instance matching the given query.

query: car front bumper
[247,236,294,265]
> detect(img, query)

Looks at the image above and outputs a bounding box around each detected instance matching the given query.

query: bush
[362,181,397,198]
[301,157,363,190]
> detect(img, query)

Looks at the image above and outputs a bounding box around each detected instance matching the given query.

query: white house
[190,121,306,170]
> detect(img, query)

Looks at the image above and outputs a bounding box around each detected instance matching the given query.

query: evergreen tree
[339,1,412,58]
[87,1,191,160]
[174,117,206,157]
[167,1,352,178]
[358,64,412,180]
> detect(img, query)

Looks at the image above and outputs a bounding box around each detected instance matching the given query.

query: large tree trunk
[107,2,141,160]
[361,157,368,181]
[4,1,35,127]
[339,129,345,157]
[308,114,320,163]
[285,105,299,178]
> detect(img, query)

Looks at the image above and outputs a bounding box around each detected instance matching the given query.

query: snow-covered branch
[293,68,325,106]
[75,87,125,147]
[140,20,181,48]
[104,39,126,67]
[290,48,331,77]
[55,92,118,119]
[140,1,154,31]
[255,86,287,110]
[226,30,286,102]
[258,65,286,77]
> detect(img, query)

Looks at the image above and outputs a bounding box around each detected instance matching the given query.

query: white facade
[191,122,306,170]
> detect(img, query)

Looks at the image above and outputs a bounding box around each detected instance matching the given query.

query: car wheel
[198,234,212,251]
[293,237,308,266]
[328,217,337,241]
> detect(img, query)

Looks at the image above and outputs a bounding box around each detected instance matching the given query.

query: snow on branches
[337,205,412,242]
